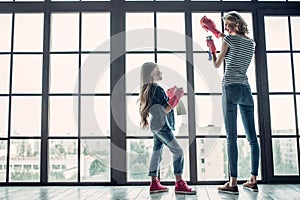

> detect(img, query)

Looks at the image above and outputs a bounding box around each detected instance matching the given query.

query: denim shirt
[148,84,175,132]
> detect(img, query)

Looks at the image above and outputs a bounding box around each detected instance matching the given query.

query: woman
[139,62,196,195]
[201,11,260,194]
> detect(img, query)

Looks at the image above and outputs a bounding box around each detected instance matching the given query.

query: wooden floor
[0,184,299,200]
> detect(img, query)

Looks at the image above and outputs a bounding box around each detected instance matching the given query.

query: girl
[201,11,260,194]
[139,62,196,195]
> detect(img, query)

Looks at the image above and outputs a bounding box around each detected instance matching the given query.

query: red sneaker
[150,179,169,194]
[175,180,196,195]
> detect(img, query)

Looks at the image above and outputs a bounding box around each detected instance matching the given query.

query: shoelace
[180,181,190,190]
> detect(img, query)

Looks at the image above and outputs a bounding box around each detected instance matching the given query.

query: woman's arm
[211,40,229,68]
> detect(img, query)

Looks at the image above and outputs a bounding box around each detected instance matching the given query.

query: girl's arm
[165,105,172,113]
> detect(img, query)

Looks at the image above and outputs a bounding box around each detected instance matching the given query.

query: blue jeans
[148,129,184,177]
[222,84,259,177]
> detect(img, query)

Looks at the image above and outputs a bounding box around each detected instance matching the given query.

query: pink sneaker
[150,179,169,194]
[175,180,196,195]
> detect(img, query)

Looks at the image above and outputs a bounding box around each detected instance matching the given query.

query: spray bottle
[206,35,213,61]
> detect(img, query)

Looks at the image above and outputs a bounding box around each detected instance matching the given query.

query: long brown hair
[223,11,249,35]
[139,62,157,129]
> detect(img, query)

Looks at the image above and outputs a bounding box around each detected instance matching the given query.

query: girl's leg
[155,130,184,176]
[148,134,164,177]
[149,134,168,193]
[155,130,196,194]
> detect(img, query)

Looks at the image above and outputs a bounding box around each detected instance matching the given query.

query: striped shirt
[223,34,255,86]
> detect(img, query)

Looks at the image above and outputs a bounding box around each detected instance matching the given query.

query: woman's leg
[239,86,259,179]
[223,85,239,181]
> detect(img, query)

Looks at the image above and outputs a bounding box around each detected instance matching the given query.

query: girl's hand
[166,86,177,98]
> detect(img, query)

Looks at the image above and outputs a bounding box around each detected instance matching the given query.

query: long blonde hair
[139,62,157,128]
[223,11,249,35]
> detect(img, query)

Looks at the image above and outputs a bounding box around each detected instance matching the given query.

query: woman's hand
[206,38,216,54]
[200,16,221,38]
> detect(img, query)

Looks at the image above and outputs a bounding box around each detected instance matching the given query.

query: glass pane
[81,0,110,1]
[265,17,290,51]
[81,54,110,94]
[12,55,43,93]
[15,0,43,1]
[11,97,41,137]
[195,95,224,136]
[51,13,79,51]
[157,13,185,51]
[50,54,79,93]
[48,139,78,182]
[192,13,222,51]
[0,97,9,138]
[9,139,40,182]
[157,53,187,92]
[197,138,261,180]
[197,138,226,180]
[126,13,154,52]
[193,53,223,93]
[174,96,188,136]
[81,139,110,182]
[297,95,300,131]
[160,139,189,181]
[269,95,296,135]
[0,140,7,182]
[0,55,10,94]
[81,96,110,137]
[273,138,299,175]
[291,17,300,50]
[14,14,44,52]
[223,0,251,1]
[0,14,12,52]
[126,96,152,137]
[237,138,261,179]
[248,57,257,93]
[81,13,110,51]
[127,139,189,181]
[127,139,152,181]
[293,53,300,92]
[191,0,219,2]
[51,0,80,1]
[267,53,293,92]
[49,96,78,137]
[126,53,155,93]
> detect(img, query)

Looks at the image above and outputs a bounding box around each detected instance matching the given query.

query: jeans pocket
[224,85,241,104]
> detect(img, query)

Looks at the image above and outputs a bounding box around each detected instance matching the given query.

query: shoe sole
[243,186,258,192]
[218,190,239,195]
[150,189,169,194]
[175,191,197,195]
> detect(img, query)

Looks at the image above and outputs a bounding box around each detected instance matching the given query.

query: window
[193,12,261,181]
[0,0,299,185]
[125,12,190,181]
[265,16,300,176]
